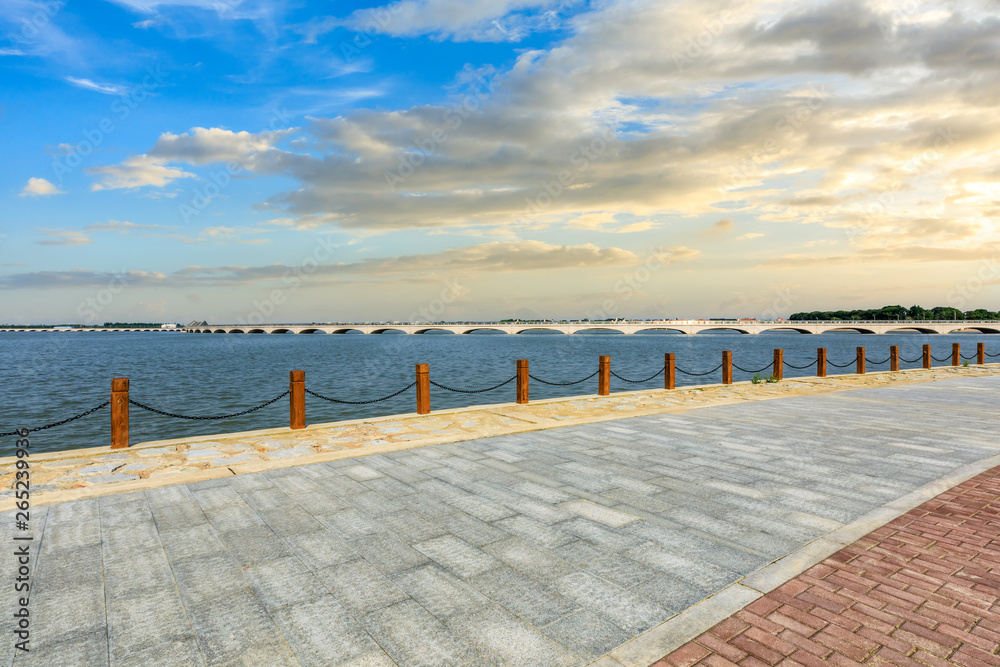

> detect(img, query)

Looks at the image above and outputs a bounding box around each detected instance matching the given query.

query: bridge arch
[573,328,625,335]
[634,327,687,335]
[817,326,877,335]
[695,327,752,335]
[297,328,328,334]
[213,329,227,334]
[370,328,407,334]
[330,328,364,334]
[247,329,266,334]
[758,327,814,335]
[947,326,1000,334]
[269,329,293,334]
[885,327,940,335]
[413,328,456,334]
[227,329,246,334]
[515,327,566,335]
[459,327,507,334]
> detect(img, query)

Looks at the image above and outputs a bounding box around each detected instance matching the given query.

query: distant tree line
[789,305,998,321]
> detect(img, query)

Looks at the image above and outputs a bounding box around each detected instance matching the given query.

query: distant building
[161,323,178,329]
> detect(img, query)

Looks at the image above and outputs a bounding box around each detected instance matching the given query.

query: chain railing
[3,343,993,448]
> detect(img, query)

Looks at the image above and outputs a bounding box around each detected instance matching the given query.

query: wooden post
[978,342,985,365]
[516,359,529,404]
[890,346,899,372]
[111,378,129,449]
[416,363,430,414]
[952,343,960,366]
[289,370,305,430]
[664,353,676,390]
[773,349,783,381]
[598,356,610,396]
[817,348,827,377]
[722,350,733,384]
[923,344,931,369]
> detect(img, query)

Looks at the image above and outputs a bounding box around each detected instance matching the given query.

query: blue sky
[2,0,999,324]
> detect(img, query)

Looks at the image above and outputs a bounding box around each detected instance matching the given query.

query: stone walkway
[4,375,1000,666]
[651,463,1000,667]
[3,365,998,509]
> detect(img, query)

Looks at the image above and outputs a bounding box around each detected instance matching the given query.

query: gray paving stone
[150,502,209,533]
[316,558,408,616]
[13,630,108,666]
[159,524,228,564]
[432,512,507,546]
[348,532,430,574]
[468,566,579,627]
[552,571,669,635]
[187,589,298,666]
[483,536,578,582]
[629,572,709,612]
[446,604,582,667]
[413,534,500,579]
[30,579,106,650]
[391,563,491,622]
[110,636,204,667]
[283,529,359,570]
[243,556,329,611]
[107,585,192,662]
[493,515,574,549]
[361,600,479,667]
[172,555,249,606]
[272,595,378,667]
[541,609,633,662]
[378,510,448,544]
[216,525,294,566]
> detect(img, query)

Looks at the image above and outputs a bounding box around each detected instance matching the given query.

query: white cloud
[33,228,91,246]
[737,233,764,240]
[64,76,126,95]
[20,177,64,197]
[88,155,195,190]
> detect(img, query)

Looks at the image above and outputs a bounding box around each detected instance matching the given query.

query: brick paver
[652,466,1000,667]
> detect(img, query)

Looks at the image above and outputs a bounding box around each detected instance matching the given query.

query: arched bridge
[173,320,1000,335]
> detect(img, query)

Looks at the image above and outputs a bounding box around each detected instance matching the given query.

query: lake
[0,330,989,455]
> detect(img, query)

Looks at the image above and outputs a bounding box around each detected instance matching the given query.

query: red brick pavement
[651,466,1000,667]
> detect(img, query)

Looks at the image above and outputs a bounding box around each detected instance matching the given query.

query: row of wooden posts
[107,342,986,448]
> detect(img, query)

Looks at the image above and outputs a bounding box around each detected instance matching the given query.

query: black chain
[306,383,416,405]
[866,357,890,365]
[733,361,774,374]
[986,350,1000,358]
[828,356,859,368]
[931,354,953,362]
[610,368,665,383]
[129,391,288,420]
[529,370,600,386]
[899,356,922,364]
[783,359,817,370]
[961,352,977,360]
[431,375,517,393]
[0,401,110,438]
[676,363,724,377]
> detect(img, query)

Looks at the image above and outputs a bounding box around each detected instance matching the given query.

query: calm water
[0,330,990,455]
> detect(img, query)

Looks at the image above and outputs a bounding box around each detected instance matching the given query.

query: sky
[1,0,999,325]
